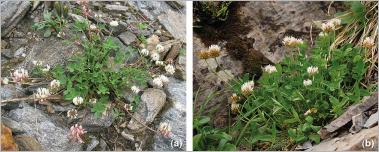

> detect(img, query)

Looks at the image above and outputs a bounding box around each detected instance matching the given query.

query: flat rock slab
[127,1,186,42]
[1,1,30,37]
[17,36,82,71]
[153,78,186,151]
[6,103,82,151]
[309,126,378,151]
[127,88,167,133]
[81,111,115,132]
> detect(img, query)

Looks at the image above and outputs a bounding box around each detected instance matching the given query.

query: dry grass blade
[331,1,378,86]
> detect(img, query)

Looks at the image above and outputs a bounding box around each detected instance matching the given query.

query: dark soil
[194,2,272,78]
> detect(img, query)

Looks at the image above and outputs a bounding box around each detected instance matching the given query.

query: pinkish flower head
[69,124,87,143]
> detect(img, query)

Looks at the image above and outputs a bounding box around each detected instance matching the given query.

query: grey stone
[127,88,167,132]
[119,31,137,45]
[309,126,378,151]
[1,85,25,110]
[85,136,100,151]
[1,1,31,37]
[1,48,13,59]
[364,112,378,128]
[7,102,82,151]
[81,111,115,132]
[1,117,25,134]
[52,104,76,112]
[99,139,108,151]
[68,13,86,22]
[349,113,368,133]
[13,47,26,58]
[153,78,186,151]
[105,4,128,12]
[127,1,185,41]
[17,36,82,71]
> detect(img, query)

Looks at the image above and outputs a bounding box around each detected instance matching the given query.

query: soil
[194,2,272,78]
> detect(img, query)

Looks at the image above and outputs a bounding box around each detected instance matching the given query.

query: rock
[13,47,26,58]
[1,49,13,59]
[127,1,186,41]
[105,4,128,12]
[364,112,378,128]
[119,31,137,45]
[1,124,18,151]
[1,1,31,37]
[17,36,82,71]
[6,103,82,151]
[81,111,115,132]
[85,136,100,151]
[309,126,378,151]
[99,139,108,151]
[68,13,86,22]
[14,135,43,151]
[157,10,186,42]
[127,88,167,132]
[349,113,368,133]
[1,85,25,110]
[153,78,186,151]
[52,104,76,112]
[238,2,338,63]
[1,117,24,134]
[295,141,313,150]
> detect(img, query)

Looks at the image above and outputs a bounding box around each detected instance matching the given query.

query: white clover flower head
[165,64,175,75]
[146,35,160,46]
[2,78,9,85]
[89,98,97,104]
[152,77,164,88]
[304,109,312,116]
[42,64,50,72]
[159,75,170,83]
[303,79,312,86]
[209,44,221,53]
[69,124,87,143]
[89,24,97,30]
[155,44,164,52]
[67,109,78,119]
[32,60,43,66]
[150,52,160,61]
[231,102,240,113]
[35,88,51,99]
[263,65,277,74]
[307,66,319,75]
[73,96,84,105]
[12,68,29,83]
[109,20,119,27]
[241,80,254,96]
[140,48,149,56]
[155,60,165,66]
[362,37,375,49]
[318,32,328,37]
[330,18,341,27]
[321,21,336,32]
[282,36,304,47]
[131,86,140,94]
[50,79,60,89]
[158,122,172,138]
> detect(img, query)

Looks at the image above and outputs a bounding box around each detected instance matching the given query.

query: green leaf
[91,96,108,117]
[222,143,236,151]
[309,134,320,144]
[44,29,52,37]
[305,116,314,123]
